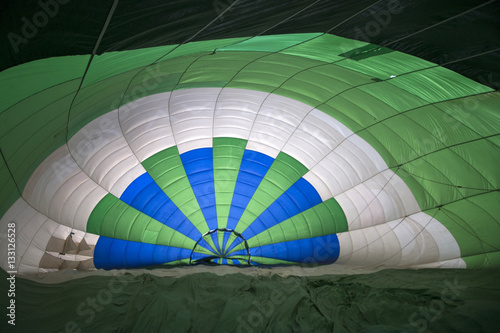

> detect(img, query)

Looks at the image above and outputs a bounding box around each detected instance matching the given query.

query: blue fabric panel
[123,241,143,267]
[231,259,241,265]
[191,251,215,262]
[180,148,219,253]
[222,150,274,249]
[93,237,192,270]
[120,172,154,206]
[197,237,220,256]
[93,236,113,269]
[226,177,322,253]
[230,234,340,264]
[120,172,207,248]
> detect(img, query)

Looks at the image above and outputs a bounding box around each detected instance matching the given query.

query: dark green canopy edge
[1,0,499,89]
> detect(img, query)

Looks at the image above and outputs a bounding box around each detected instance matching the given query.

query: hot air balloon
[1,1,500,331]
[1,0,499,274]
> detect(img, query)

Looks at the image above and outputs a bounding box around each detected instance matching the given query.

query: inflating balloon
[1,2,499,275]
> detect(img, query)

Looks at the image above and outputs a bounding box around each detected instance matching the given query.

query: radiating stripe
[225,151,309,251]
[245,178,322,238]
[142,146,218,251]
[225,177,322,252]
[180,148,220,252]
[231,234,340,264]
[87,194,197,250]
[213,137,247,250]
[228,198,347,254]
[120,172,203,242]
[94,236,192,269]
[221,149,274,249]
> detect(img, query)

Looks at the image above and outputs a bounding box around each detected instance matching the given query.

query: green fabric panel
[212,137,247,249]
[219,33,322,53]
[399,158,469,209]
[431,191,500,262]
[87,193,194,249]
[388,66,492,104]
[281,34,365,64]
[336,46,434,80]
[0,158,19,217]
[0,79,78,136]
[275,64,372,110]
[404,104,482,148]
[82,45,178,88]
[357,81,429,112]
[176,51,264,86]
[160,37,248,61]
[1,109,70,192]
[333,88,400,123]
[225,53,321,91]
[462,251,500,269]
[0,34,499,267]
[321,94,375,129]
[0,81,79,191]
[224,232,239,254]
[0,55,89,112]
[193,246,216,256]
[141,146,215,247]
[230,198,347,253]
[233,152,309,234]
[67,55,197,138]
[433,92,500,139]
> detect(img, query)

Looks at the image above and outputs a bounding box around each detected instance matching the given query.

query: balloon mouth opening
[189,228,252,265]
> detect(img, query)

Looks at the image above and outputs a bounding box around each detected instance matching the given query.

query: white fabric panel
[246,93,311,158]
[45,252,92,262]
[409,258,466,269]
[0,198,34,272]
[68,110,146,198]
[169,88,221,154]
[23,145,80,211]
[50,225,88,245]
[282,109,354,169]
[334,170,420,230]
[0,198,98,274]
[83,233,99,246]
[395,212,461,262]
[22,145,108,231]
[213,89,267,139]
[337,223,401,266]
[337,212,463,268]
[5,88,466,272]
[21,218,59,272]
[0,198,65,274]
[303,135,389,201]
[120,92,176,162]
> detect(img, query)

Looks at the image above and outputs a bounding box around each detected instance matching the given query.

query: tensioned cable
[64,0,119,143]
